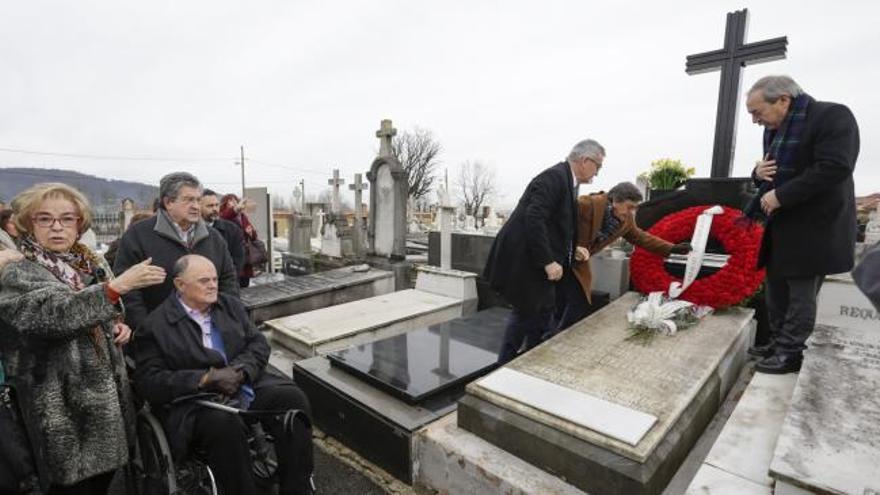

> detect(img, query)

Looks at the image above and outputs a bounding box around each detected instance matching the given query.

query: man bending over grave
[744,75,859,374]
[485,138,604,363]
[134,254,314,494]
[552,182,692,333]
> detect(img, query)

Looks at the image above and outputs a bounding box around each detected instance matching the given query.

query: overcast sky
[1,1,877,208]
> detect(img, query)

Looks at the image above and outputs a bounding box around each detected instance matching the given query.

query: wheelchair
[133,393,310,495]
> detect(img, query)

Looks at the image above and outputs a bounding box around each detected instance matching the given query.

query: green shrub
[640,159,695,190]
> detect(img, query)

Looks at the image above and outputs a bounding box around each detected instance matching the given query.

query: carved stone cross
[328,168,345,213]
[349,173,368,256]
[376,119,397,158]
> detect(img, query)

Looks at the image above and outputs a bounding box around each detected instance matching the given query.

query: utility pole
[239,145,246,199]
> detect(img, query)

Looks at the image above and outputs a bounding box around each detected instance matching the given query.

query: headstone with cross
[376,119,397,158]
[686,8,787,178]
[349,173,369,257]
[367,119,408,259]
[328,169,345,214]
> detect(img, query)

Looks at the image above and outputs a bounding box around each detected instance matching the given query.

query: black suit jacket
[757,100,860,277]
[483,161,577,314]
[212,218,246,275]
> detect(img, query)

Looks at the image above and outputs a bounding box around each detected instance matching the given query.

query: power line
[0,146,231,162]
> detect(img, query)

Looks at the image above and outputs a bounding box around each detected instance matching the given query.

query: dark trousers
[48,470,115,495]
[765,273,824,357]
[498,306,554,364]
[192,384,313,495]
[550,268,591,336]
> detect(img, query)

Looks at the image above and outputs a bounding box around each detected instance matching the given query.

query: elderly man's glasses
[33,214,80,228]
[588,158,603,171]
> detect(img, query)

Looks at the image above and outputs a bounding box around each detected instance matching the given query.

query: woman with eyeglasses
[0,183,165,494]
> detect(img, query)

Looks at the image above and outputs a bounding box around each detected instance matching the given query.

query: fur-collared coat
[0,259,134,488]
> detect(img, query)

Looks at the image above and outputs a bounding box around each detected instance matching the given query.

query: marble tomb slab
[267,289,461,359]
[240,265,393,323]
[769,324,880,495]
[459,291,754,495]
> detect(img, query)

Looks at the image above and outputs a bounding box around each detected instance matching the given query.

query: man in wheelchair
[133,254,314,495]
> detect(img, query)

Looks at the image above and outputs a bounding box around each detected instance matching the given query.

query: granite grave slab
[459,292,754,495]
[292,307,510,483]
[769,324,880,495]
[240,265,393,323]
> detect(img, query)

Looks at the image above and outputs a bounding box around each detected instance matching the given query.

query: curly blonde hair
[11,182,92,235]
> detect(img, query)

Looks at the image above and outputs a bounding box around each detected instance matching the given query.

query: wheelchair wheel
[175,460,218,495]
[135,409,178,495]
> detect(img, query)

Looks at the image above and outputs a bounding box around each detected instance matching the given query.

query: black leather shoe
[748,343,775,358]
[755,353,802,374]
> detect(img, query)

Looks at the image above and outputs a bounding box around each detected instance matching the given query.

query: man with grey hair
[115,171,239,330]
[485,138,605,363]
[552,182,691,332]
[744,75,860,374]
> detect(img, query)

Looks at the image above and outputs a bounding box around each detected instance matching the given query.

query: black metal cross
[686,9,787,178]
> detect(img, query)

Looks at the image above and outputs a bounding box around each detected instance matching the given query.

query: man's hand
[754,157,777,181]
[544,262,563,281]
[574,246,590,262]
[200,366,244,396]
[760,190,781,215]
[670,242,692,255]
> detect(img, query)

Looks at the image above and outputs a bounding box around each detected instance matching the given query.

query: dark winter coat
[133,292,291,458]
[211,218,246,276]
[0,259,135,488]
[113,211,239,330]
[756,100,860,277]
[483,161,578,314]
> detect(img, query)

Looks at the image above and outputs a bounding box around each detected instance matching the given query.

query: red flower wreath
[630,205,765,309]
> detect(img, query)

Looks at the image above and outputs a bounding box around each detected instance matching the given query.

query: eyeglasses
[33,214,80,229]
[588,158,604,171]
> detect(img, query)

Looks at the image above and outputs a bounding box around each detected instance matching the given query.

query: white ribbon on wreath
[628,205,723,333]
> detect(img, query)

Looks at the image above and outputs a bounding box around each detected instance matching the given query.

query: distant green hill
[0,167,157,209]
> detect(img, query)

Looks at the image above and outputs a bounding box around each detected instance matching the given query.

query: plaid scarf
[742,93,813,222]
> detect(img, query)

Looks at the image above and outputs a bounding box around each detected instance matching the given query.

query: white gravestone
[864,204,880,244]
[367,119,408,259]
[816,273,880,332]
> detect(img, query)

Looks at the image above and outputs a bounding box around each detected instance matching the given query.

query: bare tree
[456,160,496,221]
[390,127,441,203]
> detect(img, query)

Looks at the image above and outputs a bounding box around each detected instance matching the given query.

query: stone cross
[686,8,787,178]
[328,169,345,213]
[376,119,397,158]
[349,173,369,257]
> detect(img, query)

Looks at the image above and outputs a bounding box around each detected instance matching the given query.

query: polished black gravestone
[292,307,510,483]
[240,266,393,323]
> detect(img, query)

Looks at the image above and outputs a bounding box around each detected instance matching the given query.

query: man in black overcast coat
[201,188,246,276]
[746,75,860,374]
[484,139,605,363]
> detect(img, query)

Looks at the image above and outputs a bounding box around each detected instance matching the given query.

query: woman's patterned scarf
[18,236,99,290]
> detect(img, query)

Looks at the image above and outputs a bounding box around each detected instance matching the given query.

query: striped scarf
[742,93,813,222]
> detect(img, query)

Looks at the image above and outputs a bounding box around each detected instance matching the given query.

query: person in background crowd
[201,189,245,278]
[0,209,19,251]
[114,172,239,331]
[0,183,164,494]
[220,194,261,288]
